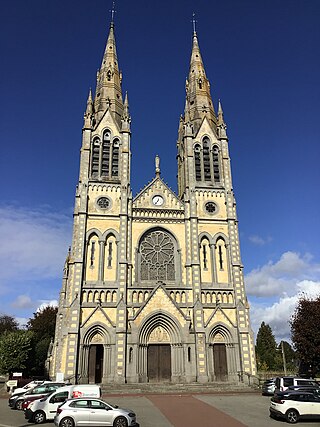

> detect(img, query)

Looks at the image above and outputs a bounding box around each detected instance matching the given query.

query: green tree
[27,306,57,376]
[291,295,320,375]
[0,330,33,375]
[255,321,278,370]
[0,314,19,335]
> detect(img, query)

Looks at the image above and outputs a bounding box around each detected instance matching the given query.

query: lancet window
[213,146,220,183]
[90,130,120,180]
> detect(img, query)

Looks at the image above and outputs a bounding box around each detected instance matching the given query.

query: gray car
[54,398,137,427]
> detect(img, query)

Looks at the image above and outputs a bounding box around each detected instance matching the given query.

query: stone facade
[50,21,256,385]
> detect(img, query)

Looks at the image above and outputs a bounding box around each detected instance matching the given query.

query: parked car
[10,380,45,396]
[9,382,65,410]
[275,376,318,393]
[270,390,320,423]
[54,398,137,427]
[25,384,101,424]
[262,378,276,395]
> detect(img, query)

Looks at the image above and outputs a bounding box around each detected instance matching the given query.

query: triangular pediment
[81,305,115,329]
[205,305,236,329]
[194,116,219,142]
[133,285,187,327]
[133,177,184,211]
[93,108,120,136]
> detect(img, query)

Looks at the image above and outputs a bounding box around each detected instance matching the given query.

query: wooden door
[147,344,171,382]
[213,344,227,381]
[88,344,103,383]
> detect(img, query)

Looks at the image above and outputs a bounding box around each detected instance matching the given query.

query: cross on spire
[109,1,116,23]
[192,12,197,34]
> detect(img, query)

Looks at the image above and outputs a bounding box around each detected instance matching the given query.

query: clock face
[152,195,164,206]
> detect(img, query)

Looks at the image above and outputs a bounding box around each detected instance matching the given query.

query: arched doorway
[88,344,104,383]
[138,312,182,383]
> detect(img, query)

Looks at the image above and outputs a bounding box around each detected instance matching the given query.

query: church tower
[51,18,256,385]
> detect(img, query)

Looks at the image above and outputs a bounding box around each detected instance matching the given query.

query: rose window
[140,230,175,281]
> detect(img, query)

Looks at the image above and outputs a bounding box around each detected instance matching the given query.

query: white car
[25,384,101,424]
[270,391,320,423]
[54,398,137,427]
[11,380,45,396]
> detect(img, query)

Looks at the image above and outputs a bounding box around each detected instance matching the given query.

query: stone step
[101,382,258,395]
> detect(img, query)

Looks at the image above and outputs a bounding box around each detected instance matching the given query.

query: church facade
[50,20,256,384]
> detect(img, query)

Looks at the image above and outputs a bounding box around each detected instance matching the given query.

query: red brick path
[148,394,247,427]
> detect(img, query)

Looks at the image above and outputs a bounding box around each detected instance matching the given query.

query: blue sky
[1,0,320,342]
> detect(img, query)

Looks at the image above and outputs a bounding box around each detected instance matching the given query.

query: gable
[133,177,184,211]
[133,286,187,327]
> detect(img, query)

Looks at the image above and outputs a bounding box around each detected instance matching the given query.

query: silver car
[54,398,137,427]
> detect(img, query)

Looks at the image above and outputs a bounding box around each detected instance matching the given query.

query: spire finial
[192,12,197,34]
[109,1,116,24]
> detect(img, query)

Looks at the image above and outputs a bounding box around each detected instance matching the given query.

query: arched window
[194,144,202,181]
[139,230,176,281]
[101,131,111,177]
[111,139,119,177]
[91,139,100,178]
[203,137,211,181]
[213,146,220,183]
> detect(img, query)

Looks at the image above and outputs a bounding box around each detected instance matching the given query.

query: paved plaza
[2,392,320,427]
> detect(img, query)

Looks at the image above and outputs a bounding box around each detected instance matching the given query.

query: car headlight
[128,413,135,417]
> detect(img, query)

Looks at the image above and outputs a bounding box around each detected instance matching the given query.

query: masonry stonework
[50,20,256,385]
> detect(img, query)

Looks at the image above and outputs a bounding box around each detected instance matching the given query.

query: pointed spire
[94,18,123,126]
[217,99,228,139]
[83,89,93,129]
[121,91,131,132]
[184,24,216,134]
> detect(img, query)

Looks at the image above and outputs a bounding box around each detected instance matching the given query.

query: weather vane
[192,12,197,33]
[109,1,116,23]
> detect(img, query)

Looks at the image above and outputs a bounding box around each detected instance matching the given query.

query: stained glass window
[140,230,175,281]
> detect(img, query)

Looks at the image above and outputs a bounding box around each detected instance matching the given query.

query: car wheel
[286,409,299,424]
[15,400,23,410]
[59,417,75,427]
[113,416,128,427]
[34,410,46,424]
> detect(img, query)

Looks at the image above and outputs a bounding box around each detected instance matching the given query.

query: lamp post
[281,341,287,375]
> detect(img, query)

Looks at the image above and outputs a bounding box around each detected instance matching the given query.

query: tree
[26,305,58,376]
[0,330,33,375]
[27,305,58,339]
[255,321,278,370]
[0,314,19,335]
[291,295,320,376]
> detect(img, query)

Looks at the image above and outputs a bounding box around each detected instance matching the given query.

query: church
[50,16,256,385]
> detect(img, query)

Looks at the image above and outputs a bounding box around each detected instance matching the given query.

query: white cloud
[37,300,58,312]
[245,251,320,297]
[249,235,273,246]
[11,295,34,309]
[246,251,320,342]
[0,205,72,316]
[0,205,72,286]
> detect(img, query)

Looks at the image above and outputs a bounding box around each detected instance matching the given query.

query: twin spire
[84,14,226,138]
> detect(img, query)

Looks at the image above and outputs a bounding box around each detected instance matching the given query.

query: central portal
[147,344,171,382]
